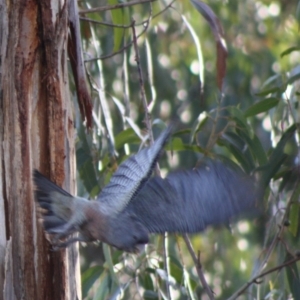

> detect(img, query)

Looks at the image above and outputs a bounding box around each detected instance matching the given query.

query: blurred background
[73,0,300,299]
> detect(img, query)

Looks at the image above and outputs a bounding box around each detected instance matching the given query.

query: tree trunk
[0,0,81,299]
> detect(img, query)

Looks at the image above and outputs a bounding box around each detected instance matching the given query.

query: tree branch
[79,0,158,15]
[183,234,215,300]
[84,18,150,62]
[227,255,300,300]
[131,19,153,143]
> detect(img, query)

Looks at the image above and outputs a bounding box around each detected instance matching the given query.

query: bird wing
[97,126,172,215]
[126,160,258,233]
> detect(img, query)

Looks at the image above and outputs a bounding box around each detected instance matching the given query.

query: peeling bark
[68,0,93,129]
[0,0,81,299]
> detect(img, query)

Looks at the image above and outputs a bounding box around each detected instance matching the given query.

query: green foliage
[285,253,300,300]
[244,97,280,118]
[74,0,300,299]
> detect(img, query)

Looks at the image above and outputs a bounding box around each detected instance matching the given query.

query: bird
[33,125,258,253]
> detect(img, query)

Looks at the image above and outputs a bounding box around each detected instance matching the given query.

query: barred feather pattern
[126,160,256,233]
[97,126,173,215]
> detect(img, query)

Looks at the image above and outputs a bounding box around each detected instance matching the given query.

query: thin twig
[80,0,175,28]
[229,188,297,300]
[79,0,158,14]
[163,233,172,300]
[257,195,293,275]
[131,19,153,143]
[80,17,135,28]
[152,0,176,18]
[183,234,215,300]
[176,237,197,299]
[227,256,300,300]
[84,19,150,62]
[206,96,222,150]
[82,0,176,62]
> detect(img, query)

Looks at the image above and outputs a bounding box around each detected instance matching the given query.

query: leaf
[251,134,268,166]
[103,244,119,285]
[76,124,100,197]
[190,112,208,143]
[288,65,300,84]
[114,128,140,150]
[112,96,126,119]
[169,256,184,284]
[142,273,155,291]
[259,155,288,188]
[289,184,300,237]
[281,46,300,58]
[93,271,111,300]
[269,124,296,162]
[260,73,285,92]
[156,269,177,287]
[145,267,157,275]
[279,168,300,192]
[216,39,227,90]
[260,124,296,186]
[108,282,131,300]
[190,0,227,90]
[181,15,205,92]
[244,97,280,118]
[125,116,144,139]
[285,253,300,300]
[236,129,268,166]
[143,290,159,300]
[219,134,255,173]
[296,1,300,27]
[222,132,246,149]
[289,202,300,237]
[108,0,126,52]
[82,265,104,299]
[89,22,116,156]
[255,86,281,96]
[227,106,253,136]
[279,170,294,192]
[183,269,197,300]
[168,137,205,153]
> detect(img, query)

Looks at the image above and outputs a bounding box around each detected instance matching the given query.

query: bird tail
[33,170,78,233]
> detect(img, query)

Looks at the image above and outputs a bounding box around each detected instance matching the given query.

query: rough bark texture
[0,0,81,299]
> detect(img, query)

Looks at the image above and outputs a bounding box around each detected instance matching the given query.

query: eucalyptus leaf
[244,98,279,118]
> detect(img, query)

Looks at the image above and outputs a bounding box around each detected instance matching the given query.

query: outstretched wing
[97,126,173,215]
[126,160,258,233]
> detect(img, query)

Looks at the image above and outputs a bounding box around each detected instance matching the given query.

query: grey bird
[34,126,258,252]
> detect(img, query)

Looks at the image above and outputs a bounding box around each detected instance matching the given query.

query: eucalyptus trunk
[0,0,81,299]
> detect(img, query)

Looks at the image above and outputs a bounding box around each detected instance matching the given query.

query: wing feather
[126,160,258,233]
[97,126,173,215]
